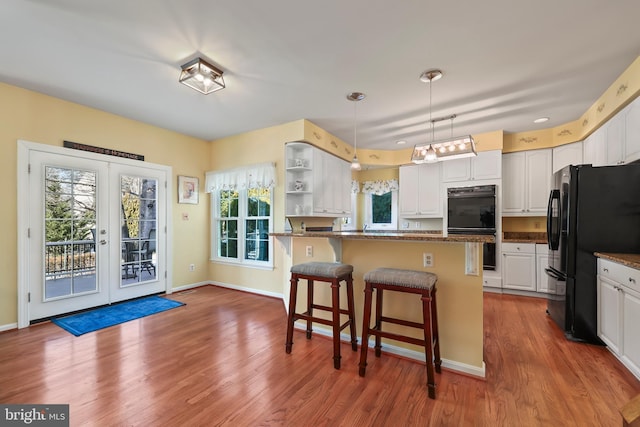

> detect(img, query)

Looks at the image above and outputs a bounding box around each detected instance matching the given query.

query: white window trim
[211,188,274,269]
[364,190,398,230]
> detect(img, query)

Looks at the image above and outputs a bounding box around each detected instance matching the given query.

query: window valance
[351,180,360,194]
[205,162,277,192]
[361,179,399,195]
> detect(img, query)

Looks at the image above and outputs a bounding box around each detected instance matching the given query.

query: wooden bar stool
[358,268,441,399]
[285,262,358,369]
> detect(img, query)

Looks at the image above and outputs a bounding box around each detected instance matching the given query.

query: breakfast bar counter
[271,230,494,243]
[272,230,488,378]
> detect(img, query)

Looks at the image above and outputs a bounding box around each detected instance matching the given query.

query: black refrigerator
[545,163,640,344]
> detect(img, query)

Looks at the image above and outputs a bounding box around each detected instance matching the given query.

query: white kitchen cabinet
[502,242,536,291]
[605,112,626,166]
[597,274,621,353]
[583,125,607,167]
[590,96,640,166]
[597,258,640,380]
[502,148,552,216]
[312,148,351,216]
[622,290,640,379]
[399,163,442,217]
[441,150,502,182]
[535,244,551,293]
[552,142,583,173]
[624,96,640,164]
[286,142,350,218]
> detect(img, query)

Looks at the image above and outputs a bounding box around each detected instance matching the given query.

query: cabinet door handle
[603,268,609,272]
[630,278,637,284]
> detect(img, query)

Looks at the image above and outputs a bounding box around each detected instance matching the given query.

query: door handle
[100,240,107,245]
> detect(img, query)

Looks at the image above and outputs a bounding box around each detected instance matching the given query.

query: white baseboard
[0,323,18,332]
[293,323,486,379]
[170,281,211,293]
[209,280,284,300]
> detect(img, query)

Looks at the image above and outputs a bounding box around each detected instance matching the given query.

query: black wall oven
[447,185,496,270]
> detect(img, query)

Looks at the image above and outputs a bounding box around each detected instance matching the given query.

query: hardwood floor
[1,286,639,426]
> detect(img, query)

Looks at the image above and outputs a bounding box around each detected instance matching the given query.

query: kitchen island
[272,230,493,378]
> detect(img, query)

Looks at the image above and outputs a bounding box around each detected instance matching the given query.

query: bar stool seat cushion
[291,262,353,278]
[364,268,436,289]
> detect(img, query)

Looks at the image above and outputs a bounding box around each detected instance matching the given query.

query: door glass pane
[44,167,97,300]
[121,175,158,286]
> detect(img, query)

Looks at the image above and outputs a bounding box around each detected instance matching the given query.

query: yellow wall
[0,83,211,326]
[207,121,305,296]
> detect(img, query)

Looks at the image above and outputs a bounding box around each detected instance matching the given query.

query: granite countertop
[594,252,640,270]
[502,232,547,244]
[270,231,495,243]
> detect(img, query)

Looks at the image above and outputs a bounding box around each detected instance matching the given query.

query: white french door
[21,142,170,323]
[109,163,167,303]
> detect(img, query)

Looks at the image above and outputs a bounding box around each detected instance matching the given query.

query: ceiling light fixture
[347,91,366,171]
[412,69,477,164]
[179,57,225,94]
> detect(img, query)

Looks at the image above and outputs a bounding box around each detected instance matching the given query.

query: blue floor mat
[51,295,185,336]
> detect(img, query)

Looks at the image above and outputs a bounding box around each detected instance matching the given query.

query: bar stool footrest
[379,315,426,330]
[368,328,426,347]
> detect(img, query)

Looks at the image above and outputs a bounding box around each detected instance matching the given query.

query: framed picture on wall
[178,175,199,204]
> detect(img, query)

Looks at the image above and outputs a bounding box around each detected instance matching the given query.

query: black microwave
[447,185,496,235]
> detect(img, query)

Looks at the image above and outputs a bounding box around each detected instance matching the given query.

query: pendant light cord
[429,79,434,144]
[354,100,357,154]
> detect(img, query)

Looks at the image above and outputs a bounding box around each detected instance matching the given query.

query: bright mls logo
[0,405,69,426]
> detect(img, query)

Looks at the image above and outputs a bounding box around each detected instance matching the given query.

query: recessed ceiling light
[396,140,407,145]
[533,117,549,124]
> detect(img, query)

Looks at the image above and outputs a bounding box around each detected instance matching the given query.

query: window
[362,179,398,230]
[213,187,273,267]
[206,162,276,267]
[365,190,398,230]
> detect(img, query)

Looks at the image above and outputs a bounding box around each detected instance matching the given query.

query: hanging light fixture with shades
[179,57,226,94]
[347,91,366,171]
[411,69,477,164]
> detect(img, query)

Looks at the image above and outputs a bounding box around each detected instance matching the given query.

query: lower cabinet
[501,242,551,294]
[535,244,551,293]
[597,258,640,380]
[502,243,536,291]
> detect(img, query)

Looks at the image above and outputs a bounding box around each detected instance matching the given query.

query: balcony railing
[45,240,96,280]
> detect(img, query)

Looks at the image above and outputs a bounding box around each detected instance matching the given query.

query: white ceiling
[2,0,639,153]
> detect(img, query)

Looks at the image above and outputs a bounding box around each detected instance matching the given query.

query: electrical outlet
[189,264,195,272]
[306,246,313,257]
[423,253,434,267]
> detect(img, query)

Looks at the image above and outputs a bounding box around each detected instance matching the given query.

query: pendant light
[412,70,441,164]
[347,92,366,171]
[411,69,477,163]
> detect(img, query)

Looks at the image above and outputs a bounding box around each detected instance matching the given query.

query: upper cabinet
[285,142,351,218]
[399,162,442,218]
[605,112,626,165]
[502,148,552,216]
[583,125,607,167]
[584,96,640,167]
[441,150,502,183]
[624,97,640,164]
[552,142,583,173]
